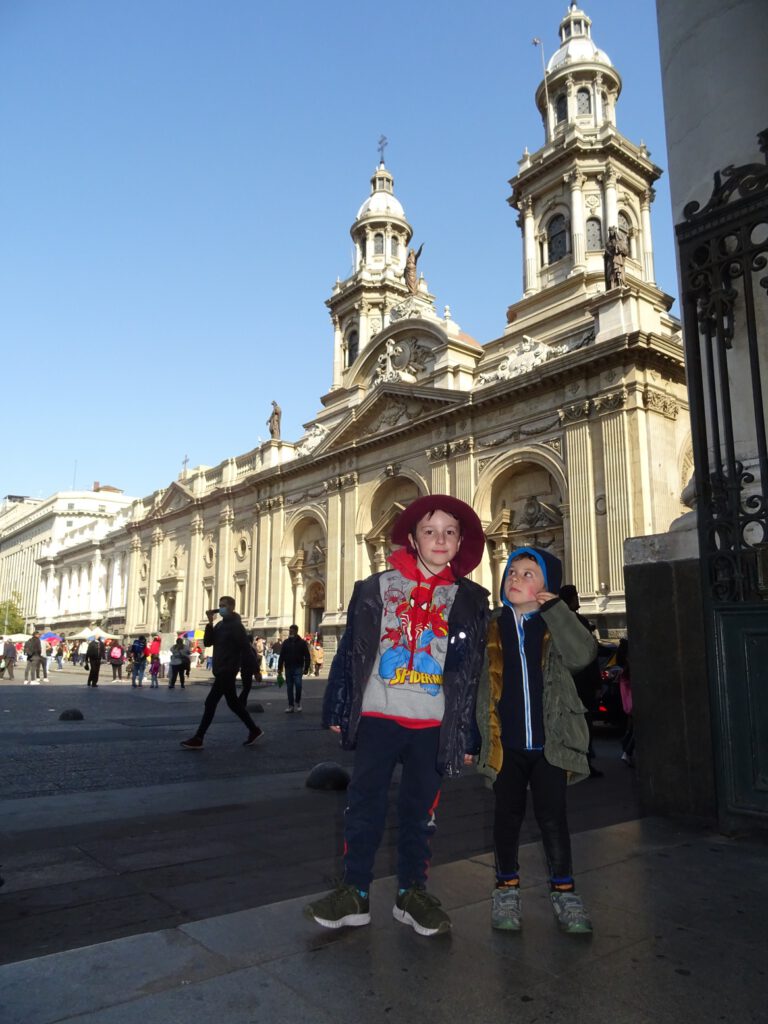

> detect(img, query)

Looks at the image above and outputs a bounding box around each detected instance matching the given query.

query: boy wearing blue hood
[475,546,596,934]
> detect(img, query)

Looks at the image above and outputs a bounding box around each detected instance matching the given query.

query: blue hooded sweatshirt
[497,546,563,751]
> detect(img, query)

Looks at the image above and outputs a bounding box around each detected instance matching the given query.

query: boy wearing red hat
[305,495,489,937]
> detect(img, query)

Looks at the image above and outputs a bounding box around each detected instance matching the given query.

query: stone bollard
[246,702,265,714]
[306,761,351,791]
[59,709,84,721]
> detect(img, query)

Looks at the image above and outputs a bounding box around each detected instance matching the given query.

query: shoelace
[556,892,586,919]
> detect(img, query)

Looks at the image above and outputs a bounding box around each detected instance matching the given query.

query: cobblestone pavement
[0,670,641,965]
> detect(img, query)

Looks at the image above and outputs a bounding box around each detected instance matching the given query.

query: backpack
[110,645,123,661]
[24,638,34,656]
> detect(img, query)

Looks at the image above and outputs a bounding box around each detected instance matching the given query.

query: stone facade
[34,6,690,645]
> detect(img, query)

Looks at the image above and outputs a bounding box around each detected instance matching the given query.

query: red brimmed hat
[391,494,486,577]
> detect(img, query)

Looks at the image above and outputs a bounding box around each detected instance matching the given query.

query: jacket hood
[500,546,563,609]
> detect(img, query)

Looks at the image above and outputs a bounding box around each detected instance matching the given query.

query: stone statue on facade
[604,226,628,289]
[404,243,424,294]
[267,400,282,440]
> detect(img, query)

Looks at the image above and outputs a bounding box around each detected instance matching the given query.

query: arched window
[576,88,591,115]
[547,214,568,263]
[586,217,603,250]
[374,233,384,255]
[391,235,399,258]
[555,93,567,124]
[346,330,359,367]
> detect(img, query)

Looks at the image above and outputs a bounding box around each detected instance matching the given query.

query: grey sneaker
[550,890,593,934]
[393,887,451,936]
[304,883,370,929]
[491,885,522,931]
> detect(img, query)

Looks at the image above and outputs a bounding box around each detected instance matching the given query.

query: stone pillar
[325,480,343,615]
[594,72,604,123]
[427,444,450,494]
[560,403,599,596]
[640,188,656,283]
[340,473,359,606]
[254,503,271,618]
[186,514,204,625]
[565,74,575,121]
[126,534,142,630]
[331,313,343,389]
[216,505,234,600]
[267,497,285,620]
[451,438,475,505]
[358,301,370,352]
[595,391,632,593]
[522,197,538,296]
[603,165,619,228]
[147,527,163,632]
[566,169,586,270]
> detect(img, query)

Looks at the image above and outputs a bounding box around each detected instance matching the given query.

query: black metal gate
[675,129,768,830]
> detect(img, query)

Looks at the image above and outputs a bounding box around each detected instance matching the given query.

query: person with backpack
[85,637,101,687]
[24,632,42,683]
[130,635,148,687]
[109,641,125,681]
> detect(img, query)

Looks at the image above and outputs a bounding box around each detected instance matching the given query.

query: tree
[0,592,24,635]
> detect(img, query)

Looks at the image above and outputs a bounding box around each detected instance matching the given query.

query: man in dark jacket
[180,596,263,749]
[24,632,42,683]
[85,638,101,687]
[278,625,311,713]
[1,638,17,679]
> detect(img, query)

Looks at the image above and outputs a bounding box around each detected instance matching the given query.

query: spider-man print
[379,582,449,696]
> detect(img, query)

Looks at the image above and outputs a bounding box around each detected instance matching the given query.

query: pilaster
[559,402,599,596]
[640,187,656,283]
[427,444,450,493]
[216,504,234,599]
[566,169,586,270]
[595,390,632,592]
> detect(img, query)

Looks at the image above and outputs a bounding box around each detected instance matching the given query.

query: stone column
[559,402,599,597]
[358,301,370,352]
[340,473,359,606]
[186,514,204,625]
[325,479,343,615]
[451,438,475,505]
[640,188,656,283]
[267,497,285,620]
[594,72,604,123]
[216,505,234,600]
[253,503,270,619]
[603,165,619,228]
[125,534,142,630]
[565,74,575,121]
[147,527,164,632]
[522,197,538,296]
[595,391,632,593]
[566,169,586,270]
[331,313,343,389]
[427,444,450,494]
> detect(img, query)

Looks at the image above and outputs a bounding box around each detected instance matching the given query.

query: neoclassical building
[36,5,690,646]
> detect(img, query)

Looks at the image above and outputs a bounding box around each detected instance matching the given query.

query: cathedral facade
[37,6,690,644]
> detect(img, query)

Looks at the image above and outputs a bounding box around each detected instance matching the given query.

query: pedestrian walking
[180,596,263,749]
[305,495,489,937]
[130,636,148,687]
[149,654,161,688]
[278,625,311,712]
[1,638,17,679]
[24,632,42,683]
[310,640,324,677]
[109,641,125,680]
[168,640,187,688]
[85,638,101,687]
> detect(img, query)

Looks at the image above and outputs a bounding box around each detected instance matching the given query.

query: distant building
[39,5,690,644]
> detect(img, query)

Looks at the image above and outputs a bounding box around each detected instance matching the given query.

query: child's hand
[463,753,475,766]
[535,590,557,605]
[329,724,341,734]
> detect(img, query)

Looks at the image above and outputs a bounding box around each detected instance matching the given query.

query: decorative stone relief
[384,463,401,477]
[295,423,327,457]
[593,389,628,415]
[426,443,450,461]
[477,328,594,386]
[542,437,563,456]
[595,494,607,516]
[643,388,679,419]
[372,336,435,387]
[519,497,563,530]
[558,401,591,424]
[520,416,561,438]
[367,397,423,433]
[451,438,473,455]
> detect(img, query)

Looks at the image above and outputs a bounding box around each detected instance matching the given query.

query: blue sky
[0,0,674,500]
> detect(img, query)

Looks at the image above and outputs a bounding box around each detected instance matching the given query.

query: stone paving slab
[2,819,766,1024]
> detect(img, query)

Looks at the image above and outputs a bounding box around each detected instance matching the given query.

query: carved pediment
[151,481,195,519]
[317,385,463,453]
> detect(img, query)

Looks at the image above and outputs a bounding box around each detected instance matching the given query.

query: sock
[495,873,520,889]
[550,876,575,893]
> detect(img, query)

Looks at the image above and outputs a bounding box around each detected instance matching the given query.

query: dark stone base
[624,557,717,822]
[59,709,84,721]
[305,761,351,790]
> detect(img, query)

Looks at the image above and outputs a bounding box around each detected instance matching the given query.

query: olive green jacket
[475,599,596,786]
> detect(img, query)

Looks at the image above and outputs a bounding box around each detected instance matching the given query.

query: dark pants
[87,661,101,686]
[285,667,303,707]
[493,748,572,883]
[195,671,258,738]
[343,717,442,891]
[239,674,253,707]
[169,664,186,687]
[111,662,122,680]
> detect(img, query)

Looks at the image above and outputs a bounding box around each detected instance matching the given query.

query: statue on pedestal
[604,227,628,289]
[404,243,424,294]
[267,400,282,440]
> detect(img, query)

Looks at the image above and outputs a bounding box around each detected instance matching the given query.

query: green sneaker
[304,883,370,929]
[491,885,522,931]
[393,887,451,936]
[550,890,592,934]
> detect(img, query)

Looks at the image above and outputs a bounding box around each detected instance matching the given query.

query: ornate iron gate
[675,130,768,828]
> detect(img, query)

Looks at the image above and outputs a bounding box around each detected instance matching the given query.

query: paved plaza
[1,669,766,1022]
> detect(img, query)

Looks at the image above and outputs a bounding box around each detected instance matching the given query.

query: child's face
[408,509,462,576]
[504,556,546,611]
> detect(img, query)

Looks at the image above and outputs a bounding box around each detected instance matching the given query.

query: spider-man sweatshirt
[360,548,458,728]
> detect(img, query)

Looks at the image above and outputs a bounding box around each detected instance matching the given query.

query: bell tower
[512,3,659,298]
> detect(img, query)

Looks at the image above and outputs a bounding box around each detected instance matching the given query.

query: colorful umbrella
[41,632,63,642]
